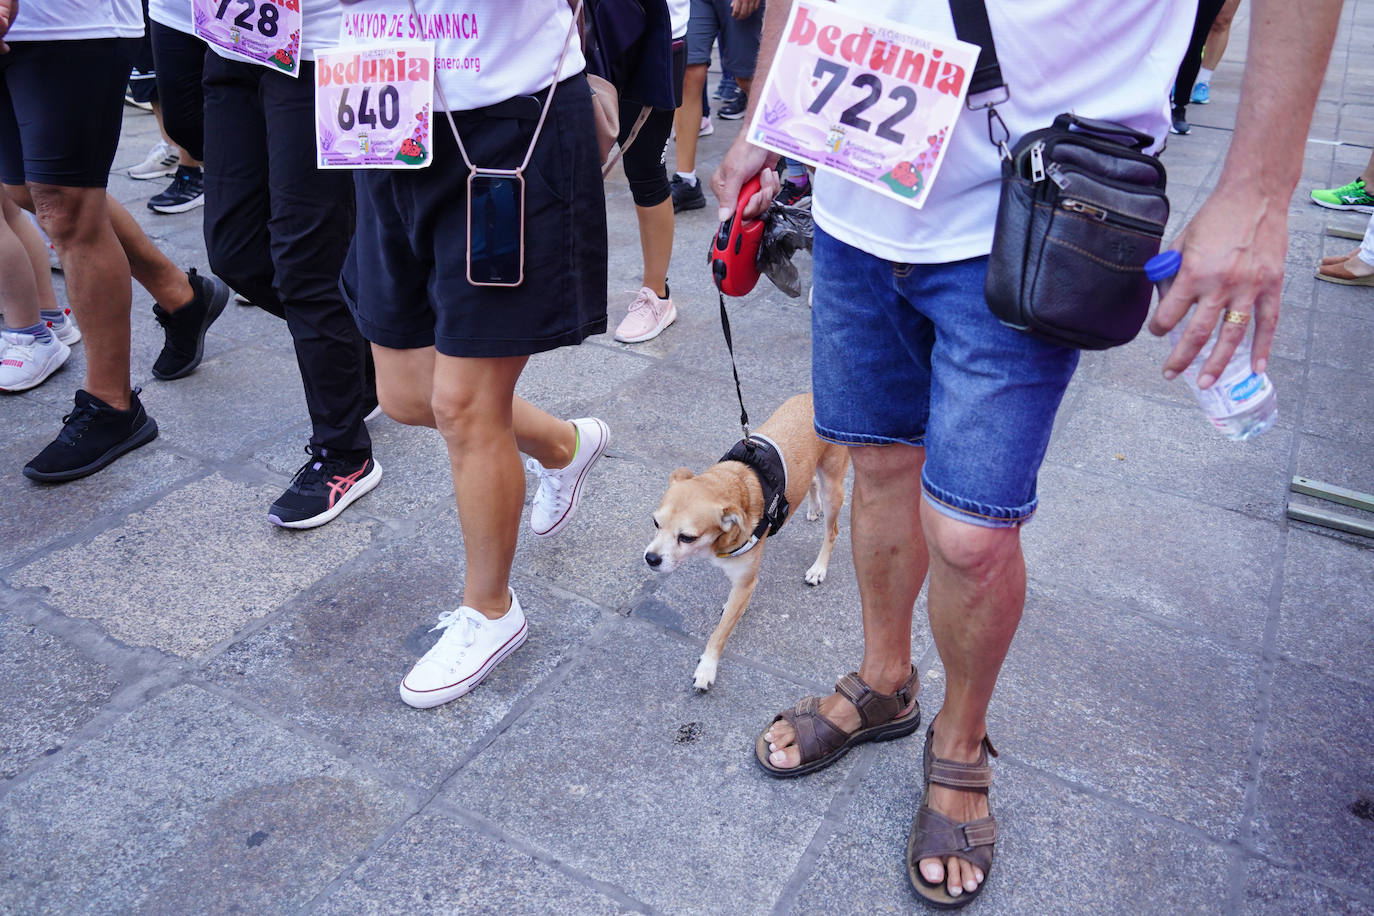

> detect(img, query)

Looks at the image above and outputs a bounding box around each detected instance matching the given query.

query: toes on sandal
[907,723,998,909]
[754,667,921,778]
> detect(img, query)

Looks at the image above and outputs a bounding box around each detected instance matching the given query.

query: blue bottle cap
[1145,249,1182,283]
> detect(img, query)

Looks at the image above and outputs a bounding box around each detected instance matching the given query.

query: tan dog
[644,394,850,690]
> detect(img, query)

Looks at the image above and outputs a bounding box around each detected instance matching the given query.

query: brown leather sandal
[907,721,999,909]
[754,667,920,778]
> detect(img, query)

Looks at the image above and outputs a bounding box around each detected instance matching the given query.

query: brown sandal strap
[778,696,850,763]
[909,805,997,874]
[834,666,919,730]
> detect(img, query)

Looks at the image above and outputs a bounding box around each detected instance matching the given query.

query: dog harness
[716,434,790,558]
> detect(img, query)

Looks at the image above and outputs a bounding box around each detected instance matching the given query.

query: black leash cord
[717,287,753,442]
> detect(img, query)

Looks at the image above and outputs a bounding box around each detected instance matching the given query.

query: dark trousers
[1172,0,1226,120]
[202,53,372,457]
[149,22,205,162]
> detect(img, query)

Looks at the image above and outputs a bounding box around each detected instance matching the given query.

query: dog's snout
[645,552,663,568]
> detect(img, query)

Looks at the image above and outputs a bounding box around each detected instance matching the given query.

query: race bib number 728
[193,0,303,75]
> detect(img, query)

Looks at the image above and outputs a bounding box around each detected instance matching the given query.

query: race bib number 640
[747,2,979,208]
[315,43,435,169]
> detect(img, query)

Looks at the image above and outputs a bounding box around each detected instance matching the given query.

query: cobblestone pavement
[2,6,1372,913]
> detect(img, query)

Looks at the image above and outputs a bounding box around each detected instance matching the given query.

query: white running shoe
[526,417,609,537]
[46,309,82,346]
[128,140,179,180]
[614,286,677,343]
[0,329,70,392]
[399,589,528,709]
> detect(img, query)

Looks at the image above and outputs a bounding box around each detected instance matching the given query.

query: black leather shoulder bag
[952,0,1170,350]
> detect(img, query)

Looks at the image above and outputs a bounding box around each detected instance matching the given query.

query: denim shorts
[686,0,764,78]
[811,227,1080,528]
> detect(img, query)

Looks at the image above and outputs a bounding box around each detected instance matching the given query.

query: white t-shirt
[148,0,194,36]
[338,1,586,111]
[668,0,690,40]
[8,0,143,41]
[811,0,1194,264]
[205,0,341,60]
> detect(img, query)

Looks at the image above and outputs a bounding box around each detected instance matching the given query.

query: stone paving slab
[441,620,855,915]
[315,811,639,914]
[0,611,120,781]
[200,520,606,784]
[1027,465,1282,648]
[1251,662,1374,898]
[0,685,410,915]
[10,473,377,657]
[1276,529,1374,680]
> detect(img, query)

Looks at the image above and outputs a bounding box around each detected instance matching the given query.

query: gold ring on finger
[1222,309,1251,325]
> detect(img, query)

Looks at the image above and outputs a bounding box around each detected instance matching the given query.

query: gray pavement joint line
[0,462,217,580]
[294,806,432,915]
[768,742,876,916]
[0,666,184,804]
[1225,224,1326,914]
[0,581,185,677]
[419,796,660,914]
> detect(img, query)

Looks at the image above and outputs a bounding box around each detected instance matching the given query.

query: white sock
[1197,67,1214,85]
[676,171,697,186]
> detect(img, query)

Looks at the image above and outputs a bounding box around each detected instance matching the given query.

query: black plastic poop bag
[758,200,814,298]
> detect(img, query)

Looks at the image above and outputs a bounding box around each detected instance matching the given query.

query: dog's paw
[804,563,828,586]
[692,656,718,691]
[805,504,821,521]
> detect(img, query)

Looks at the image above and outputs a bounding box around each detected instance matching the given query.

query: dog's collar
[716,434,790,558]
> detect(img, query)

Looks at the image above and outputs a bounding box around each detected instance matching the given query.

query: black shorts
[342,74,609,358]
[0,39,137,187]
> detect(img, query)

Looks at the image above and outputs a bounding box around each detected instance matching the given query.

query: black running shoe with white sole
[268,446,382,529]
[148,166,205,214]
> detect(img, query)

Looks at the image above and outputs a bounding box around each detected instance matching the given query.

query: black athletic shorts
[0,39,137,187]
[342,74,609,358]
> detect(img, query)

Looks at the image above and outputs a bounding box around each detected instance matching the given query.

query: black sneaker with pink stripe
[268,445,382,529]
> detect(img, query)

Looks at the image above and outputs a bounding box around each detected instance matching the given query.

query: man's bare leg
[916,501,1026,900]
[29,183,132,409]
[762,444,929,765]
[107,195,194,310]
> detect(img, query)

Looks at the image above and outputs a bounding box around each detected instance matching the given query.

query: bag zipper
[1060,197,1164,234]
[1030,141,1047,183]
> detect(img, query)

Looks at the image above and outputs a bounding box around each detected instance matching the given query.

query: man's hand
[1147,185,1286,388]
[0,0,17,53]
[732,0,760,19]
[711,137,778,224]
[1147,0,1340,388]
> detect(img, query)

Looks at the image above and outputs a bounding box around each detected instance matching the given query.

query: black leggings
[616,38,686,208]
[1172,0,1226,119]
[150,22,206,162]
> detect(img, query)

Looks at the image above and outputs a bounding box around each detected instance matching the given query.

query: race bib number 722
[747,2,979,208]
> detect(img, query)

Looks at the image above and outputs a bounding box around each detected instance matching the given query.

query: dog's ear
[719,504,744,531]
[669,467,694,483]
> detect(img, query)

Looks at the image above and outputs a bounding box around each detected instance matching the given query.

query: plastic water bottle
[1145,250,1278,441]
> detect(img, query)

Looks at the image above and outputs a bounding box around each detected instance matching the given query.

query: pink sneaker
[614,287,677,343]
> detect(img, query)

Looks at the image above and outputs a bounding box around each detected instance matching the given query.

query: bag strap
[948,0,1006,101]
[601,105,652,177]
[1053,112,1153,151]
[947,0,1011,156]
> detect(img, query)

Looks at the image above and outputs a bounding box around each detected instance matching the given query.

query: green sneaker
[1310,177,1374,212]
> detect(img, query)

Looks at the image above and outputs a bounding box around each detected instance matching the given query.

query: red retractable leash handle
[709,176,765,297]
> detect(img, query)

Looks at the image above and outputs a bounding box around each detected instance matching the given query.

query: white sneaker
[614,286,677,343]
[399,589,528,709]
[526,417,609,537]
[0,329,70,392]
[128,140,179,180]
[46,309,82,345]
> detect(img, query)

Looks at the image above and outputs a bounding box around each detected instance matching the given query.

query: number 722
[805,59,918,145]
